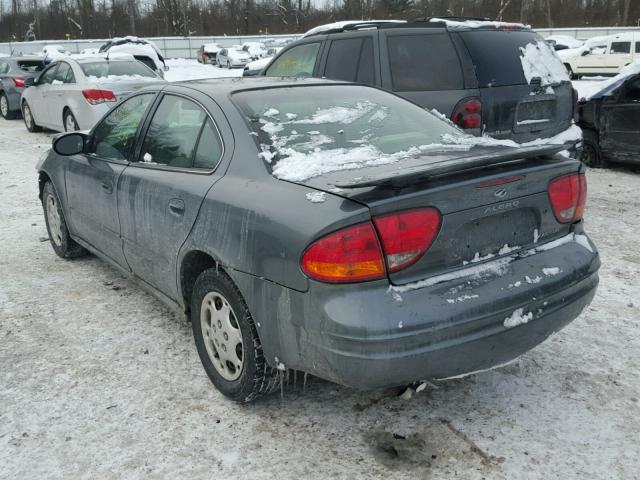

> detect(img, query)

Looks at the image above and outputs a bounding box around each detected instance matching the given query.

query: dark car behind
[0,56,45,119]
[578,71,640,167]
[262,19,577,144]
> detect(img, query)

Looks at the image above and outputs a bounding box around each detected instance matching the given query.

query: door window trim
[130,92,226,175]
[85,91,159,166]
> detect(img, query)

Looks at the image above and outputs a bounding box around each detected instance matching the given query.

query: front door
[117,90,228,299]
[30,63,58,127]
[64,92,156,268]
[600,75,640,161]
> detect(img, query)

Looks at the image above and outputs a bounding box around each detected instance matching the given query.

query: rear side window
[324,37,375,84]
[194,119,224,169]
[265,43,320,77]
[17,60,45,72]
[53,63,71,84]
[636,42,640,53]
[387,34,463,92]
[460,30,560,87]
[0,62,8,74]
[610,42,631,54]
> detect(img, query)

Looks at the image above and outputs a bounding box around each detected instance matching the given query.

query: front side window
[265,43,320,77]
[324,38,364,82]
[139,95,222,170]
[623,77,640,102]
[388,34,464,91]
[90,93,155,161]
[610,42,631,54]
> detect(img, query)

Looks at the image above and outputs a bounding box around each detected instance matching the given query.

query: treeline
[0,0,638,42]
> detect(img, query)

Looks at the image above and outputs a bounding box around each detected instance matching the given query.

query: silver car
[21,57,166,133]
[216,48,252,69]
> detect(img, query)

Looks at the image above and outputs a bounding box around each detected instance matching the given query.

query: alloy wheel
[65,113,78,132]
[23,104,33,128]
[0,95,8,117]
[200,291,244,381]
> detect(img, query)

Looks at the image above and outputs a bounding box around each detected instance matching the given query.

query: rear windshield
[17,60,45,72]
[232,85,465,182]
[79,61,157,78]
[460,30,560,87]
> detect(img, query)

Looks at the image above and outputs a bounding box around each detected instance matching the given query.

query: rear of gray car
[0,57,45,119]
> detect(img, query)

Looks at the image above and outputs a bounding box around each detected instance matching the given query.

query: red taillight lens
[12,77,26,87]
[548,173,587,223]
[82,89,117,105]
[374,208,441,272]
[451,97,482,129]
[301,222,386,283]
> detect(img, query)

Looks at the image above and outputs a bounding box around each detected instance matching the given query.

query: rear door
[600,75,640,160]
[457,30,573,143]
[379,29,474,117]
[318,33,378,86]
[48,61,74,130]
[117,88,231,299]
[30,63,58,127]
[605,41,633,74]
[65,92,157,267]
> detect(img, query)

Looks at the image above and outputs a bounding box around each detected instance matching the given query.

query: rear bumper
[286,230,599,389]
[75,104,109,130]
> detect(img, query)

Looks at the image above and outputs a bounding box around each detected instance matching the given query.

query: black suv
[262,19,577,143]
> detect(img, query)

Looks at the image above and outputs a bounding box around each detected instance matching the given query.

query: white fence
[1,27,639,58]
[0,34,302,58]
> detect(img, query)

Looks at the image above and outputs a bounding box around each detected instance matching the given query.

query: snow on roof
[546,35,584,49]
[245,57,271,71]
[519,40,569,86]
[203,43,222,53]
[584,60,640,100]
[429,18,530,29]
[302,20,406,38]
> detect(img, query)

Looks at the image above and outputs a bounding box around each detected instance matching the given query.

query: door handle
[168,198,185,216]
[101,181,113,194]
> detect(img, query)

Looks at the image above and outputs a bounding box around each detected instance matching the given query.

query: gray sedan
[0,56,45,119]
[37,78,600,402]
[21,56,165,133]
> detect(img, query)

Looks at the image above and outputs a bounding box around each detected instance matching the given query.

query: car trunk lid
[300,147,582,286]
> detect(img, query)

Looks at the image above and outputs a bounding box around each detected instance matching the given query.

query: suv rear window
[387,34,463,92]
[460,30,555,87]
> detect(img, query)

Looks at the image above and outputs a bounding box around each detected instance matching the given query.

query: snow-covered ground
[1,106,639,478]
[164,58,244,82]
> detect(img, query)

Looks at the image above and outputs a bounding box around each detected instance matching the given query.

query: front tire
[191,268,278,402]
[22,101,41,132]
[0,92,18,119]
[581,129,606,168]
[63,109,79,132]
[42,181,87,258]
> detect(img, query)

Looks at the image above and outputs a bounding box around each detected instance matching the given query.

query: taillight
[82,89,117,105]
[451,97,482,129]
[548,173,587,223]
[12,77,25,87]
[373,208,441,272]
[301,223,386,283]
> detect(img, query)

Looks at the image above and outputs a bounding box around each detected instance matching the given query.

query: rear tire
[564,64,576,80]
[227,61,231,69]
[22,101,41,132]
[63,109,79,132]
[0,92,18,119]
[191,268,279,402]
[581,129,606,168]
[42,181,88,258]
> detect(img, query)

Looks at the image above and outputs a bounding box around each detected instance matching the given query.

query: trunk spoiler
[334,143,572,188]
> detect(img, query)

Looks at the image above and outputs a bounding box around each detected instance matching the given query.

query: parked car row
[26,18,601,403]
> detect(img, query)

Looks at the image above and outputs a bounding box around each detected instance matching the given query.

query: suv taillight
[548,173,587,223]
[82,89,117,105]
[301,208,442,283]
[12,77,25,87]
[451,97,482,129]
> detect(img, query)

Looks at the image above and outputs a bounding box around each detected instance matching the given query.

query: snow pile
[303,20,406,38]
[503,308,533,328]
[86,74,156,82]
[163,58,243,82]
[542,267,561,276]
[292,101,377,125]
[203,43,222,53]
[581,60,640,100]
[245,57,272,72]
[430,18,529,29]
[519,40,570,86]
[546,35,584,50]
[442,124,582,149]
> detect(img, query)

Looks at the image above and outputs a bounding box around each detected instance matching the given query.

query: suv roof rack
[416,16,491,22]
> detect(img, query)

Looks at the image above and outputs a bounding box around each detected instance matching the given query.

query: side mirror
[25,77,35,87]
[164,65,170,71]
[581,50,591,56]
[53,132,86,156]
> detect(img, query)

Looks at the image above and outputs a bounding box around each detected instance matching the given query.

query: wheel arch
[179,249,219,310]
[38,170,52,201]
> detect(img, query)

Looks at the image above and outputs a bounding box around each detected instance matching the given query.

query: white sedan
[21,56,165,133]
[216,48,252,69]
